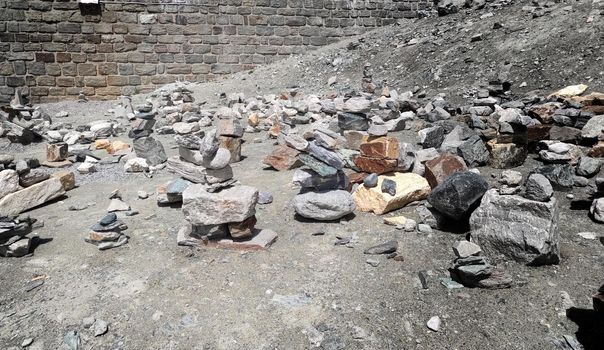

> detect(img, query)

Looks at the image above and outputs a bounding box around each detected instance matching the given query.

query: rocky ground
[1,0,604,350]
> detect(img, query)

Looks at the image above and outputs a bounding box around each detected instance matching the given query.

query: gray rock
[63,330,81,350]
[363,173,378,188]
[97,235,128,250]
[99,213,117,226]
[470,189,560,265]
[293,190,355,221]
[133,137,167,166]
[282,133,309,151]
[499,170,523,186]
[307,141,344,170]
[396,142,416,172]
[292,168,347,190]
[206,148,231,170]
[427,171,489,219]
[258,191,273,204]
[364,240,398,254]
[182,185,258,225]
[0,178,65,217]
[298,155,337,177]
[93,319,108,337]
[576,156,601,177]
[590,198,604,223]
[0,170,20,200]
[367,123,388,137]
[581,114,604,140]
[107,198,130,212]
[418,126,444,149]
[533,164,574,190]
[524,174,554,202]
[457,135,489,167]
[381,179,397,196]
[338,112,369,131]
[418,223,433,233]
[452,240,481,258]
[199,129,219,162]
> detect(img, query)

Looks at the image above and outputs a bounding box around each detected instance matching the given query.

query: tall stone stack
[487,107,530,169]
[130,103,168,167]
[290,132,356,221]
[168,129,237,192]
[171,129,277,249]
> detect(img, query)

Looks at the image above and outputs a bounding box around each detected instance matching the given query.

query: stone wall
[0,0,431,103]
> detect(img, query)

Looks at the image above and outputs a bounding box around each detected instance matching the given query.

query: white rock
[0,170,21,200]
[427,316,441,332]
[77,162,97,174]
[124,157,149,172]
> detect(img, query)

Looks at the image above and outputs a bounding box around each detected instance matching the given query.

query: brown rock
[219,136,242,163]
[527,124,551,143]
[528,102,562,124]
[487,140,527,169]
[177,225,277,251]
[353,173,430,214]
[588,141,604,158]
[46,142,68,162]
[359,136,399,160]
[424,154,467,189]
[263,145,302,171]
[353,156,397,174]
[228,215,257,239]
[347,172,368,191]
[343,130,369,150]
[52,171,76,191]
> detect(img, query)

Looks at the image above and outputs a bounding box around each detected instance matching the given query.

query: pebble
[21,338,34,347]
[427,316,441,332]
[363,173,378,188]
[366,258,380,267]
[577,232,598,240]
[258,191,273,204]
[137,191,149,199]
[93,319,109,336]
[82,317,95,328]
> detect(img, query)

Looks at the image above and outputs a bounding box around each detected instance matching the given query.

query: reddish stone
[588,141,604,158]
[262,145,302,171]
[219,136,242,163]
[359,136,399,160]
[347,172,368,191]
[353,156,397,174]
[228,215,257,239]
[528,103,561,124]
[424,153,467,188]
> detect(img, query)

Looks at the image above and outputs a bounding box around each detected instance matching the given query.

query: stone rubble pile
[0,90,52,144]
[0,215,37,257]
[0,154,75,218]
[84,212,129,251]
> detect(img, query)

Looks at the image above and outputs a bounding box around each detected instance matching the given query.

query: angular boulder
[182,185,258,226]
[293,190,355,221]
[470,189,560,266]
[427,171,489,219]
[0,177,65,217]
[353,173,430,215]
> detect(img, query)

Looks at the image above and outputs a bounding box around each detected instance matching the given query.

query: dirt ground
[1,0,604,349]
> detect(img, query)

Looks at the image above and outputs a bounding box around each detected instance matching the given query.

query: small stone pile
[85,213,128,250]
[173,130,277,249]
[128,102,167,171]
[449,240,512,289]
[0,90,51,145]
[0,215,36,257]
[288,131,356,221]
[0,155,75,217]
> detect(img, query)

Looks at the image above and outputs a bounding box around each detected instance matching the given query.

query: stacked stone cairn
[171,129,277,249]
[85,213,128,250]
[449,240,512,289]
[128,102,167,171]
[0,215,36,257]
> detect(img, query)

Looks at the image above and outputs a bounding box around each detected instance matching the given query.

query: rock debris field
[1,1,604,349]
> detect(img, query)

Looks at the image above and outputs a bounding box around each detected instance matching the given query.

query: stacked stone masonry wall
[0,0,430,103]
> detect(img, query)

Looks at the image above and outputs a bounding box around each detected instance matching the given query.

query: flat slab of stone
[0,177,65,217]
[177,225,277,251]
[167,156,233,184]
[353,173,430,215]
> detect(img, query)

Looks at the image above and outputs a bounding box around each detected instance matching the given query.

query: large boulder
[0,177,65,217]
[470,189,560,265]
[353,173,430,214]
[133,137,167,166]
[182,185,258,225]
[293,190,355,221]
[427,171,489,219]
